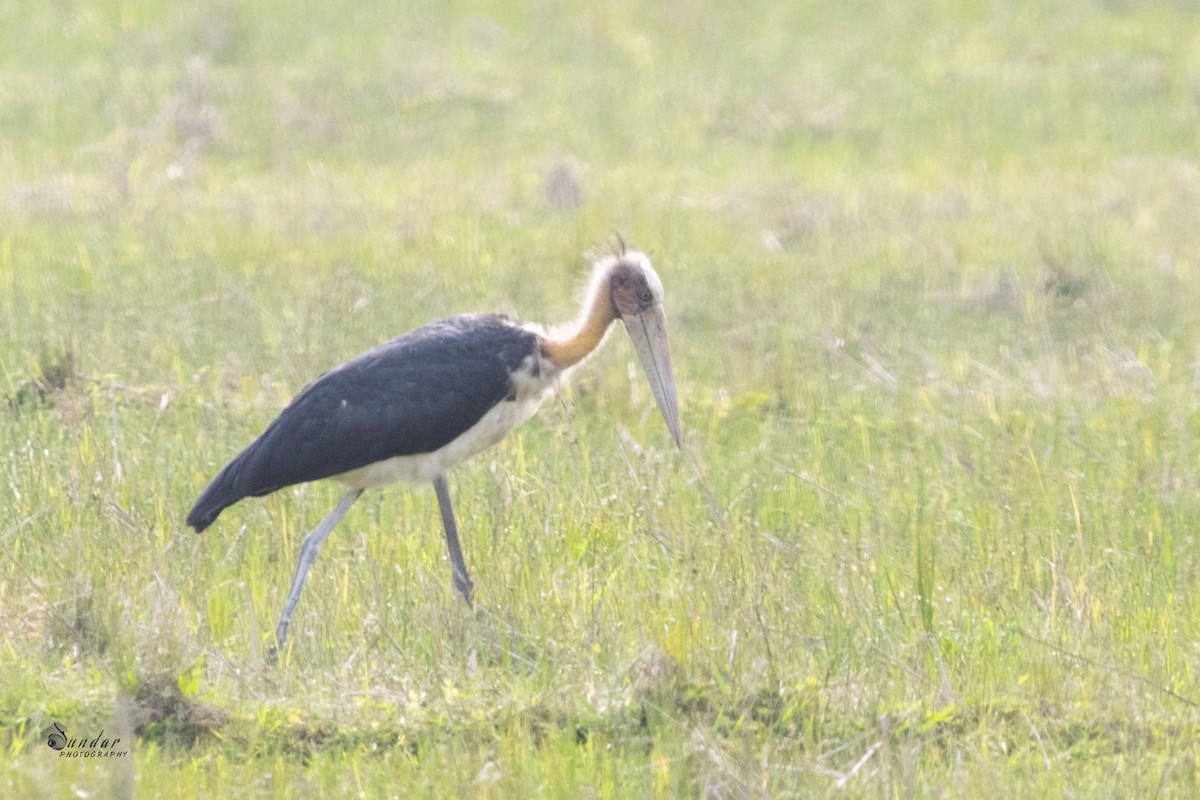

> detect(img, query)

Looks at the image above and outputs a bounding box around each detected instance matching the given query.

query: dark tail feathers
[186,459,247,532]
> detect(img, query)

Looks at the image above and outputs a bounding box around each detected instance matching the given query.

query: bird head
[599,250,682,448]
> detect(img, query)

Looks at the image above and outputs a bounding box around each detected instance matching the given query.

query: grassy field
[3,0,1200,796]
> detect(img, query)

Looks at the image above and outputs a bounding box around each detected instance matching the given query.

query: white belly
[332,393,547,488]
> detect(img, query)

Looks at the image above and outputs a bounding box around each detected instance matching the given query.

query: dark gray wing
[187,314,538,531]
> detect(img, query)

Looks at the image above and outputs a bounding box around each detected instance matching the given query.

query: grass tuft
[122,672,226,749]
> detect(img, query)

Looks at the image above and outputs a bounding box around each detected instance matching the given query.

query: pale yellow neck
[543,282,617,369]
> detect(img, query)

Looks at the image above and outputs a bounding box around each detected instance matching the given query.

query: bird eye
[639,291,652,303]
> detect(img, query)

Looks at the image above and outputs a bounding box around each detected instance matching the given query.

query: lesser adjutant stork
[187,246,680,654]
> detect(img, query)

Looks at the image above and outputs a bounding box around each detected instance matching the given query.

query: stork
[186,246,680,655]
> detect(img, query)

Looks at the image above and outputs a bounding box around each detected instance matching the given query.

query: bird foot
[453,573,475,608]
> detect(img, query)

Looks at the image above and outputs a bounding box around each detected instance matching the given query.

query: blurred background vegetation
[3,0,1200,796]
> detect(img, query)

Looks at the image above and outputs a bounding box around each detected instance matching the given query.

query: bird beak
[622,304,682,448]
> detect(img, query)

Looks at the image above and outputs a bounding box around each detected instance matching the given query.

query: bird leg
[268,488,363,662]
[433,473,474,607]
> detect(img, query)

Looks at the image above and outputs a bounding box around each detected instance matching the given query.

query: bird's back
[187,314,540,531]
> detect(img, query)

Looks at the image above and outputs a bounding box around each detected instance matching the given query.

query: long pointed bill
[622,304,682,448]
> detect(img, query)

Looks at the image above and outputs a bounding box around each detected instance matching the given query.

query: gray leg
[269,489,363,662]
[433,473,474,606]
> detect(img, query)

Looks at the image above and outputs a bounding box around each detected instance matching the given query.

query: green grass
[4,0,1200,796]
